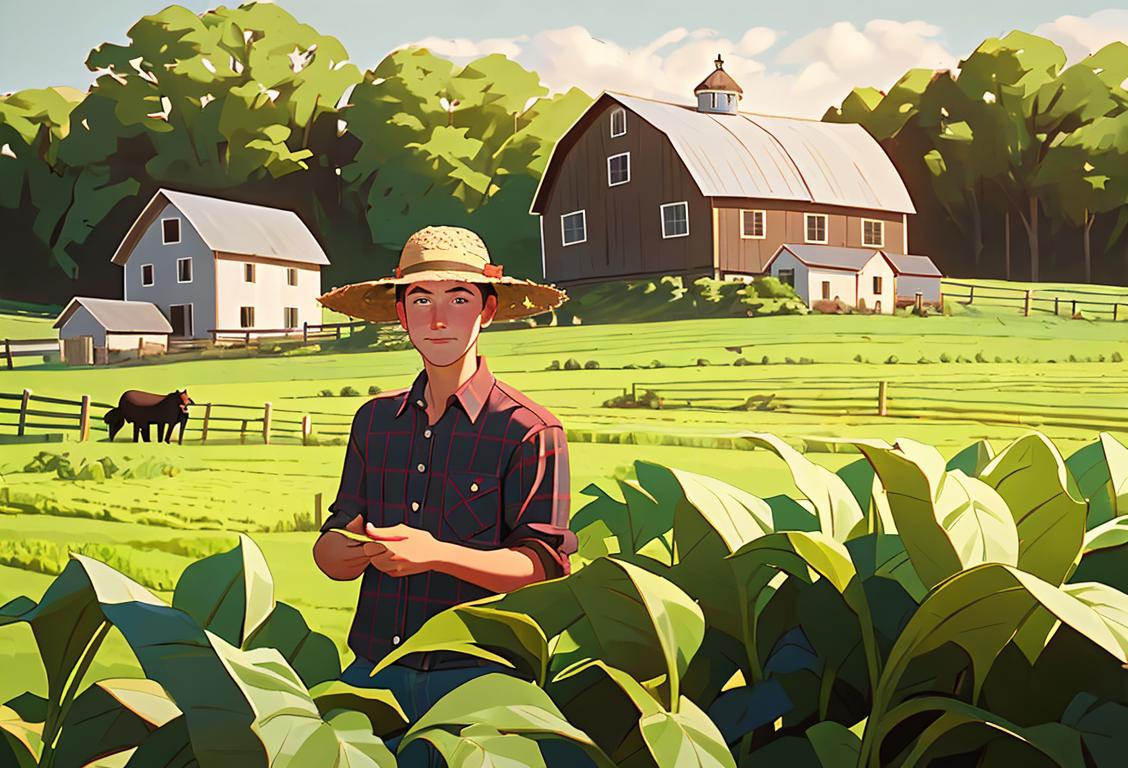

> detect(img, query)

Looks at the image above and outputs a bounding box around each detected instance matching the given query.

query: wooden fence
[943,281,1127,319]
[4,338,57,369]
[203,320,367,347]
[0,389,353,445]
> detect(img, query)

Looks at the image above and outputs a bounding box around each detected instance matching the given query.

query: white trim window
[176,257,192,283]
[778,268,795,288]
[244,262,256,283]
[161,217,181,245]
[140,264,154,286]
[283,306,299,328]
[741,209,766,239]
[561,210,587,246]
[610,107,626,137]
[286,267,298,286]
[805,213,828,244]
[660,201,689,239]
[862,218,885,247]
[873,275,884,294]
[607,152,630,186]
[240,306,255,328]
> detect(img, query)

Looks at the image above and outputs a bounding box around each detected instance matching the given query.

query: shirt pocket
[443,471,502,544]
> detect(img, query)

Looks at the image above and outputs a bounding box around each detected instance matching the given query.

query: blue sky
[3,1,1124,116]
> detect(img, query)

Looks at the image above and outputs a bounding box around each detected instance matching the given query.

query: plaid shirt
[321,355,576,666]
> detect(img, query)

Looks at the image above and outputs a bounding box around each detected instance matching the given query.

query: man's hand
[362,523,448,577]
[312,514,373,581]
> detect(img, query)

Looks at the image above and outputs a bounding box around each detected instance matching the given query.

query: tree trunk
[1083,211,1094,284]
[1028,196,1040,282]
[1004,211,1011,280]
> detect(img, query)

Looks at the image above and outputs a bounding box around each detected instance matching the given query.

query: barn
[531,55,941,296]
[54,297,172,364]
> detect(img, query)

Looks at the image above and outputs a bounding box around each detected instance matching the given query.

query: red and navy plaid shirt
[321,354,576,665]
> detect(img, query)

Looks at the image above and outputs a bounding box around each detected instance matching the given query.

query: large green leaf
[1061,693,1128,767]
[945,439,996,477]
[308,682,407,738]
[1066,433,1128,528]
[805,720,861,767]
[0,705,40,768]
[243,602,341,688]
[742,434,864,541]
[852,439,1018,589]
[53,679,180,768]
[836,458,896,535]
[417,723,548,768]
[979,433,1086,584]
[172,533,274,647]
[666,465,774,564]
[1083,516,1128,554]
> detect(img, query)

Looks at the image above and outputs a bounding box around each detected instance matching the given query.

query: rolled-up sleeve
[320,405,369,534]
[500,424,577,578]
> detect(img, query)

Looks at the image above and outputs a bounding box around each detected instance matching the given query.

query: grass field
[2,285,1128,707]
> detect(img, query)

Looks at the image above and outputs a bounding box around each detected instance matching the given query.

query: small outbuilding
[883,253,944,306]
[764,244,895,313]
[54,297,172,364]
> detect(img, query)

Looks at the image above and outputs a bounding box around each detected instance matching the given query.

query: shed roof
[766,244,885,273]
[111,189,330,267]
[54,297,173,333]
[531,92,916,215]
[883,252,943,277]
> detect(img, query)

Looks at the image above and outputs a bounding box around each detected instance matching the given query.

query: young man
[312,225,575,765]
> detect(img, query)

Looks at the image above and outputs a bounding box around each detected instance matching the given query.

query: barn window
[805,214,828,244]
[244,263,256,283]
[177,257,192,283]
[873,275,883,294]
[741,210,766,239]
[778,268,795,288]
[286,267,298,286]
[161,217,181,244]
[141,264,154,286]
[862,219,884,247]
[607,153,630,186]
[821,281,831,300]
[284,307,299,328]
[660,201,689,238]
[610,108,626,137]
[561,210,587,246]
[240,306,255,328]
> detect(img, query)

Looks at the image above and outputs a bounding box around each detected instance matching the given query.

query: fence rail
[4,338,57,369]
[943,281,1127,319]
[204,321,367,347]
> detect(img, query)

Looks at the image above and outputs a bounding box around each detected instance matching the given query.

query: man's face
[395,280,498,367]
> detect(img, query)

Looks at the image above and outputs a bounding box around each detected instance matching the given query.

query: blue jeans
[340,656,512,767]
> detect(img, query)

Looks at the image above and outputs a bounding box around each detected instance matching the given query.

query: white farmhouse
[110,189,330,339]
[765,244,896,314]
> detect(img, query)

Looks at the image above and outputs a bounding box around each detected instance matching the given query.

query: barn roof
[883,252,943,277]
[54,297,173,333]
[111,189,330,267]
[531,92,916,215]
[765,244,887,273]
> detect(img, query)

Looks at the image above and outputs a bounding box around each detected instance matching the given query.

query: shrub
[918,357,931,364]
[734,357,750,366]
[649,360,666,369]
[939,353,952,363]
[564,358,582,370]
[318,388,333,397]
[761,355,770,365]
[695,358,710,366]
[853,354,863,363]
[798,357,814,365]
[584,360,600,369]
[975,351,988,363]
[812,298,853,314]
[367,385,381,395]
[546,359,561,370]
[784,357,797,364]
[1114,351,1124,363]
[339,386,360,397]
[602,389,663,409]
[885,355,899,364]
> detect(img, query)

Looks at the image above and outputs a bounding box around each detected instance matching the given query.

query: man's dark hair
[395,282,497,308]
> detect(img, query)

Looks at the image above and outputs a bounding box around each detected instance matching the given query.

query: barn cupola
[694,54,742,115]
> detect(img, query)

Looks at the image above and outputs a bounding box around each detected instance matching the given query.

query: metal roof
[111,189,330,266]
[54,297,173,333]
[768,244,884,272]
[883,252,943,277]
[531,92,916,214]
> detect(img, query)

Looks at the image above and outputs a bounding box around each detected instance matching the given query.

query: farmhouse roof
[111,189,331,267]
[765,244,886,273]
[883,252,943,278]
[54,297,173,333]
[531,92,916,215]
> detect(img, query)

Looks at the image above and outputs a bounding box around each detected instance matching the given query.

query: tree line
[1,5,1126,305]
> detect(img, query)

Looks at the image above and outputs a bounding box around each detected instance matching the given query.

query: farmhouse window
[661,202,689,238]
[821,281,831,300]
[161,217,181,245]
[141,264,154,286]
[741,210,766,239]
[287,267,298,286]
[778,268,795,288]
[610,108,626,137]
[608,152,630,186]
[873,275,883,294]
[805,214,828,244]
[561,210,587,246]
[244,262,256,283]
[240,306,255,328]
[863,219,884,247]
[177,257,192,283]
[284,307,299,328]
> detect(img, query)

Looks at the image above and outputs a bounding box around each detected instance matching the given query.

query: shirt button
[392,635,401,645]
[416,399,425,408]
[411,501,420,512]
[417,463,425,473]
[424,428,432,438]
[470,482,479,492]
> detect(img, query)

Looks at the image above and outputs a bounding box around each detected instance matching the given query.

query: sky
[2,0,1127,117]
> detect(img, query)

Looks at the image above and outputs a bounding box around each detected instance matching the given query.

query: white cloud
[398,19,960,118]
[1034,9,1128,64]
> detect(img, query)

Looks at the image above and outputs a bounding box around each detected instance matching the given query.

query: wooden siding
[541,99,713,286]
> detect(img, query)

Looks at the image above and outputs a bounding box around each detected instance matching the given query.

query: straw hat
[317,226,567,323]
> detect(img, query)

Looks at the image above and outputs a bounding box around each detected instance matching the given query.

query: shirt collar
[394,355,495,425]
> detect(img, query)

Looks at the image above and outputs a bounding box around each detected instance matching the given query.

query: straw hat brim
[317,271,568,323]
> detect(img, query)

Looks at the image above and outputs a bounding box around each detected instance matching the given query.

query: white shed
[54,297,172,363]
[764,244,895,314]
[883,253,944,305]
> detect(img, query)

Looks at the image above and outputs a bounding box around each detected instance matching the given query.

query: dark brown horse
[104,390,194,443]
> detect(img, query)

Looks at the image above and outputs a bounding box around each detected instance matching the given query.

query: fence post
[240,419,248,444]
[262,402,272,444]
[138,336,144,359]
[967,285,974,305]
[336,325,341,341]
[201,403,212,444]
[4,339,12,370]
[301,415,311,445]
[314,492,323,530]
[1116,303,1120,322]
[914,292,923,315]
[1023,290,1032,317]
[18,388,31,436]
[877,381,888,417]
[1072,300,1077,316]
[79,394,91,442]
[1054,297,1060,315]
[303,321,308,345]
